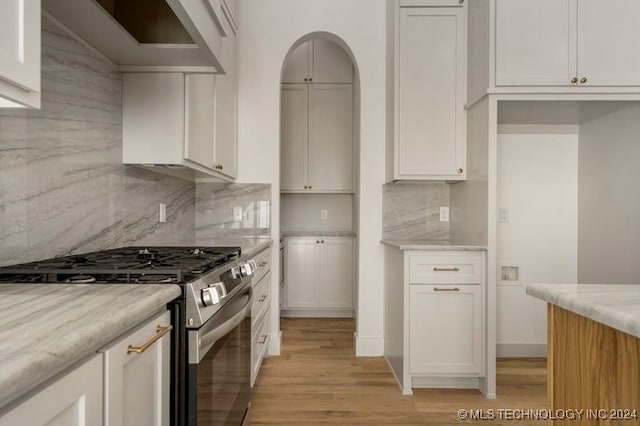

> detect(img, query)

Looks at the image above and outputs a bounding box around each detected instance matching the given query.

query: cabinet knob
[316,240,320,244]
[457,168,463,174]
[571,77,578,84]
[580,77,588,84]
[321,240,325,244]
[309,185,312,189]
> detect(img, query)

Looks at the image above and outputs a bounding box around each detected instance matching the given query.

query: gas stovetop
[0,246,241,284]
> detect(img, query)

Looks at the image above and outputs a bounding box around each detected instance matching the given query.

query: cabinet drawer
[252,273,270,328]
[251,309,270,386]
[409,253,483,284]
[252,248,271,285]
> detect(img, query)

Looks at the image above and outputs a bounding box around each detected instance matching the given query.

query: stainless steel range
[0,246,256,426]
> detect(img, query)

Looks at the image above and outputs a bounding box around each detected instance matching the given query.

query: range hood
[43,0,233,71]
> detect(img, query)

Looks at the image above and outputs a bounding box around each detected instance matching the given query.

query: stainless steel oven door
[187,283,252,426]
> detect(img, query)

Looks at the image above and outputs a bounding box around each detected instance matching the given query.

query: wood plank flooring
[251,318,547,425]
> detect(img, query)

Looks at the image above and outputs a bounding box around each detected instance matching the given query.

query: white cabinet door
[397,7,466,180]
[122,73,186,165]
[311,39,353,84]
[213,10,238,177]
[320,238,354,309]
[577,0,640,86]
[0,0,41,108]
[280,84,308,191]
[0,355,103,426]
[101,311,171,426]
[185,74,216,169]
[284,239,319,308]
[282,41,311,83]
[495,0,576,86]
[409,285,482,375]
[308,84,353,192]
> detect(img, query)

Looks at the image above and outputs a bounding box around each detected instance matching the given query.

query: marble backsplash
[0,18,195,266]
[383,182,450,240]
[196,183,271,243]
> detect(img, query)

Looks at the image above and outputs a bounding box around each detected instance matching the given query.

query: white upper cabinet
[495,0,640,88]
[281,38,354,193]
[576,0,640,86]
[495,0,575,86]
[123,72,236,181]
[0,0,41,108]
[392,5,467,181]
[280,83,354,193]
[282,40,353,84]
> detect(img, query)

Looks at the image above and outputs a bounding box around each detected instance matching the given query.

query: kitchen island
[0,283,180,414]
[527,284,640,423]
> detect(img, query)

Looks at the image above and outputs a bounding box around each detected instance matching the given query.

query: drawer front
[251,273,270,328]
[409,253,483,284]
[252,248,271,285]
[251,309,270,386]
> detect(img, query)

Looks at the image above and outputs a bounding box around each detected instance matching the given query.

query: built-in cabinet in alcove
[280,37,358,318]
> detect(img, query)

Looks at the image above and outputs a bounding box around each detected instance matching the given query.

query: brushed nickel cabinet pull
[259,335,267,344]
[127,325,173,354]
[434,287,461,292]
[258,261,267,267]
[259,295,267,302]
[433,267,460,272]
[571,77,578,84]
[580,77,588,84]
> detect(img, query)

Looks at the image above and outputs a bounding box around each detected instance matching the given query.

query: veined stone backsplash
[196,183,271,243]
[0,17,195,266]
[383,182,450,240]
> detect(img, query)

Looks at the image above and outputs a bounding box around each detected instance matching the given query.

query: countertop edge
[381,239,488,251]
[526,283,640,339]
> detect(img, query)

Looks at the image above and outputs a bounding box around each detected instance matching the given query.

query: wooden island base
[548,305,640,425]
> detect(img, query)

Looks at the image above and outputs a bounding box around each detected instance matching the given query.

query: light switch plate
[439,207,450,222]
[159,203,167,223]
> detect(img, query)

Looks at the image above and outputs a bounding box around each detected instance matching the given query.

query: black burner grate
[0,246,241,284]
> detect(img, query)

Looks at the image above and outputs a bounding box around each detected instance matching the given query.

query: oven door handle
[189,286,253,363]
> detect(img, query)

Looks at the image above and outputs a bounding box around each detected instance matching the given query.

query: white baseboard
[280,309,353,318]
[497,344,547,358]
[412,376,480,390]
[355,334,384,356]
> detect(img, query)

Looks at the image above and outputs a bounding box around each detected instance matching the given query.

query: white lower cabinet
[284,237,354,314]
[101,310,172,426]
[250,248,271,386]
[409,284,482,375]
[0,354,103,426]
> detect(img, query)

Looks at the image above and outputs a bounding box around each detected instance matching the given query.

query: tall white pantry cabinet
[280,39,355,193]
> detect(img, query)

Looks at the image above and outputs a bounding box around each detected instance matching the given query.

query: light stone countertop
[526,283,640,338]
[381,239,487,251]
[281,231,357,238]
[195,236,273,259]
[0,283,181,409]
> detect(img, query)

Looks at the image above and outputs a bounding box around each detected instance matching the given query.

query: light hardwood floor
[251,318,547,425]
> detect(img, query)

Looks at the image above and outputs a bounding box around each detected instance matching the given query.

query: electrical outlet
[158,203,167,223]
[499,208,510,223]
[499,265,520,285]
[233,206,243,222]
[321,209,328,220]
[439,207,450,222]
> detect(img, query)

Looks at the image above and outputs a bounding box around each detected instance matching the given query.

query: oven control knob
[239,262,254,278]
[201,282,227,307]
[231,265,242,279]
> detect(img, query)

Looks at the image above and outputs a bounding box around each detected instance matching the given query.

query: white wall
[236,0,387,355]
[496,128,578,356]
[578,104,640,284]
[281,194,353,232]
